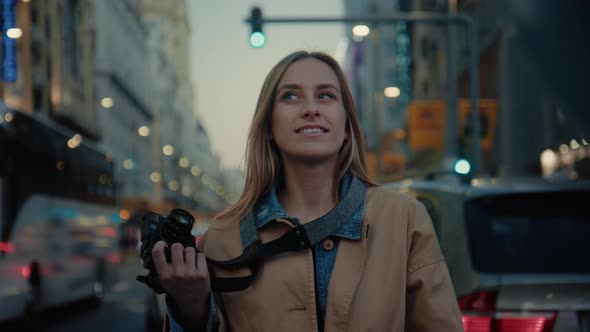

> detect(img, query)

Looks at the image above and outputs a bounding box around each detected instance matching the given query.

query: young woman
[151,51,463,331]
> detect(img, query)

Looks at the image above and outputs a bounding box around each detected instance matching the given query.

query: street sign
[408,99,497,152]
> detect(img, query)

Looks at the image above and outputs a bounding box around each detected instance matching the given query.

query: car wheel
[91,259,106,305]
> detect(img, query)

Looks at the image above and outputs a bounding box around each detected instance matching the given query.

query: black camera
[137,208,197,294]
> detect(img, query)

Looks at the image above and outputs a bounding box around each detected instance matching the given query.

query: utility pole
[245,9,482,178]
[443,0,459,172]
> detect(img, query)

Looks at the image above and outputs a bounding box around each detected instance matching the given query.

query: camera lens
[167,209,194,231]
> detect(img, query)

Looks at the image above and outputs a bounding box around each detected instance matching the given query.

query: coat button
[323,239,335,251]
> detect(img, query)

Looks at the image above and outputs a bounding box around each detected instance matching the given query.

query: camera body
[137,208,197,294]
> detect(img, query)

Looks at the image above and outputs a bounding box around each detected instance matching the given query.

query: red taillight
[0,241,15,253]
[459,291,557,332]
[106,252,121,264]
[494,312,557,332]
[459,290,498,312]
[462,315,492,331]
[20,266,31,278]
[100,227,117,237]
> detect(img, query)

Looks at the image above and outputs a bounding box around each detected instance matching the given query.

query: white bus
[0,110,122,322]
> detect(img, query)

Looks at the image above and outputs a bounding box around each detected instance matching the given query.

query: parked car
[383,176,590,331]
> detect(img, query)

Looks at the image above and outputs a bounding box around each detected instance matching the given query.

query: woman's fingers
[184,247,197,274]
[196,253,209,281]
[152,241,171,277]
[170,243,185,274]
[152,241,205,282]
[150,241,210,309]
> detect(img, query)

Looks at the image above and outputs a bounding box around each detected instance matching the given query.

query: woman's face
[271,58,347,164]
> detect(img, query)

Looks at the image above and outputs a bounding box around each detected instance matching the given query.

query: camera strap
[206,176,367,292]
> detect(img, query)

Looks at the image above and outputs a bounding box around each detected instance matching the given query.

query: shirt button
[323,239,335,251]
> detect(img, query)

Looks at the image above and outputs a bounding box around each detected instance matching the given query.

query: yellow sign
[408,101,446,151]
[408,99,497,152]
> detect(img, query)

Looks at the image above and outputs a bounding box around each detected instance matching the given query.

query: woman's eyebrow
[277,83,302,92]
[316,83,340,91]
[277,83,340,92]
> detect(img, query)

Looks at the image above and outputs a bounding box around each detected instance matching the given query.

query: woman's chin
[283,151,340,165]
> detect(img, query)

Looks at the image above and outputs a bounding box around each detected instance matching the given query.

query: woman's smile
[296,125,329,137]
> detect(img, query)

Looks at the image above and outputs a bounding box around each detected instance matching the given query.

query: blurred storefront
[344,0,589,181]
[1,0,240,224]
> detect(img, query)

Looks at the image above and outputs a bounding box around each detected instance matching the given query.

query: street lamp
[162,145,174,156]
[384,87,401,98]
[150,171,161,183]
[352,25,370,41]
[6,28,22,39]
[123,159,134,170]
[178,156,190,168]
[138,126,150,137]
[101,97,114,108]
[191,165,202,176]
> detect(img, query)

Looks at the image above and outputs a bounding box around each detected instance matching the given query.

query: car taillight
[20,265,31,278]
[100,227,117,237]
[0,241,15,253]
[459,290,557,332]
[106,252,121,264]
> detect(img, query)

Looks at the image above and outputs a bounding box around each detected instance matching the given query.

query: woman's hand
[152,240,211,325]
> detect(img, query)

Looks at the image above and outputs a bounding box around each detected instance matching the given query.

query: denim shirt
[168,175,365,331]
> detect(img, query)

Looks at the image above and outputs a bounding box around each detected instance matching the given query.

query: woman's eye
[319,92,336,100]
[281,93,298,101]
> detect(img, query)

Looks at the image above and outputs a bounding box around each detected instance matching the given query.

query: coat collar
[251,173,365,240]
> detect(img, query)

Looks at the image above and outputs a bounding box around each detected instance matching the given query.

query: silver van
[383,176,590,332]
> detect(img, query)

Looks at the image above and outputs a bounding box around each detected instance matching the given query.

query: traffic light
[249,7,265,48]
[454,158,471,175]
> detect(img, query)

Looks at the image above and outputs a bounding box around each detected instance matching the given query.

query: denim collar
[252,174,365,240]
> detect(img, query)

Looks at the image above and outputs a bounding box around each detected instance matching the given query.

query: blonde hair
[214,51,375,222]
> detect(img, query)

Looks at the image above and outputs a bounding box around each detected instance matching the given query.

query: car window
[464,190,590,273]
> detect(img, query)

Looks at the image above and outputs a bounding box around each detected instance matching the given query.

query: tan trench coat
[172,186,463,331]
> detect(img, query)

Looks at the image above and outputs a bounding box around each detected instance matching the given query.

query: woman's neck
[278,162,338,224]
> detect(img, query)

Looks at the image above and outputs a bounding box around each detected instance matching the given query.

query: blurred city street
[0,258,150,332]
[1,0,589,331]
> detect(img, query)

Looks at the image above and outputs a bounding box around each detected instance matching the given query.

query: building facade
[1,0,235,217]
[343,0,413,181]
[93,0,154,206]
[138,0,228,213]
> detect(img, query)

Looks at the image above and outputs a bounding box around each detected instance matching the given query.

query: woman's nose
[300,100,320,118]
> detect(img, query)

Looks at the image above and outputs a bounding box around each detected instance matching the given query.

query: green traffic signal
[454,159,471,175]
[249,7,265,48]
[249,32,266,48]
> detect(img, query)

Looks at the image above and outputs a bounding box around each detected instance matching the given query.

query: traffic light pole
[245,12,482,178]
